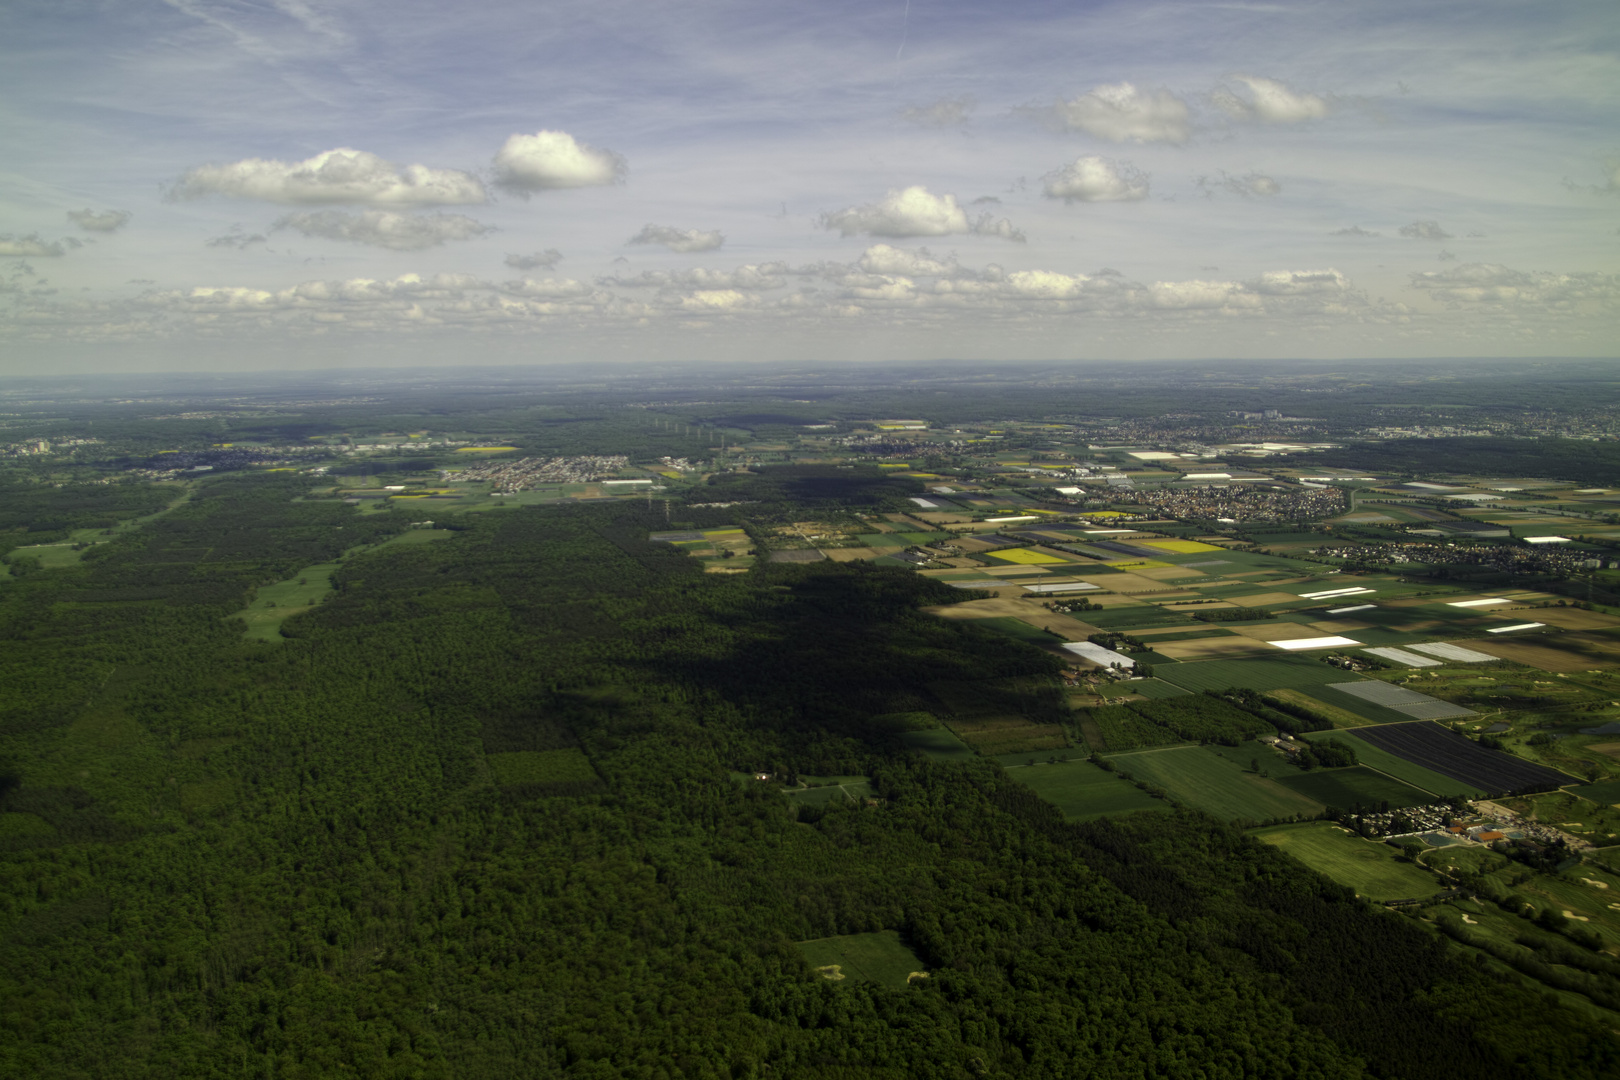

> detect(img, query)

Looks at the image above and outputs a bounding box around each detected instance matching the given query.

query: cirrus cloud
[169,148,487,206]
[1041,156,1149,203]
[628,224,725,253]
[272,210,495,250]
[492,131,626,195]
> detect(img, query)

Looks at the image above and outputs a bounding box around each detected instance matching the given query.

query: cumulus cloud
[273,210,495,250]
[822,186,1024,241]
[627,224,725,253]
[1042,156,1150,203]
[1333,225,1380,237]
[170,148,487,206]
[1400,220,1452,240]
[901,96,975,127]
[1041,83,1191,144]
[505,249,563,271]
[67,209,131,232]
[1213,76,1329,124]
[492,131,625,195]
[0,235,66,257]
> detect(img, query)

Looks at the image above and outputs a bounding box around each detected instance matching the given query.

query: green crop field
[1252,822,1442,901]
[1575,779,1620,805]
[1158,657,1371,693]
[1296,731,1485,798]
[899,728,977,761]
[1103,744,1325,822]
[1008,760,1167,820]
[1272,766,1432,812]
[797,930,927,987]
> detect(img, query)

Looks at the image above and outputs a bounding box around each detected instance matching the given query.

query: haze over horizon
[2,0,1617,373]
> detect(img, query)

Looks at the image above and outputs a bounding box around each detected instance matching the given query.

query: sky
[1,0,1617,373]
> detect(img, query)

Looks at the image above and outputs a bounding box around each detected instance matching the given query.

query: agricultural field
[796,931,928,987]
[1272,766,1433,812]
[1346,721,1573,795]
[1158,656,1370,694]
[1103,743,1325,822]
[984,547,1070,565]
[1252,823,1441,902]
[1007,760,1167,820]
[1576,779,1620,804]
[1297,730,1485,798]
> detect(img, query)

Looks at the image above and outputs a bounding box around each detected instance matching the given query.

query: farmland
[1272,766,1433,812]
[1103,743,1325,822]
[1158,656,1371,693]
[1297,730,1487,798]
[1252,823,1442,901]
[1347,721,1573,795]
[1007,759,1167,820]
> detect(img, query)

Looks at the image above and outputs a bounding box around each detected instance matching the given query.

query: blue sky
[1,0,1616,372]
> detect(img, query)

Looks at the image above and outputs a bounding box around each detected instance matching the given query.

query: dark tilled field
[1346,721,1572,795]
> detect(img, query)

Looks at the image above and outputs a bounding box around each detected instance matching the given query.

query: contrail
[896,0,910,61]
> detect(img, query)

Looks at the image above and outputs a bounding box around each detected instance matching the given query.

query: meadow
[1252,823,1441,902]
[796,931,928,987]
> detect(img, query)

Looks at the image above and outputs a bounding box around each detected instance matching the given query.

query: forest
[2,459,1619,1076]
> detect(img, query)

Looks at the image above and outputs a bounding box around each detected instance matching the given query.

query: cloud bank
[170,148,487,206]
